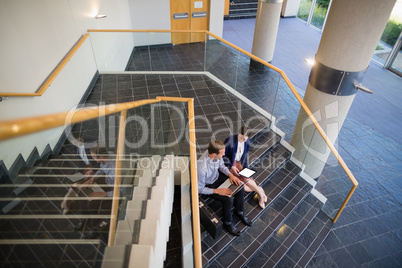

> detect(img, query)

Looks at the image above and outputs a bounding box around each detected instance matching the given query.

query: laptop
[217,168,257,197]
[217,179,244,197]
[65,172,85,182]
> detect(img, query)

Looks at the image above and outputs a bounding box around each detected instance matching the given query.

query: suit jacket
[223,134,252,169]
[75,144,97,166]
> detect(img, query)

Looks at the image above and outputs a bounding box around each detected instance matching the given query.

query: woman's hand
[231,166,239,176]
[80,177,94,190]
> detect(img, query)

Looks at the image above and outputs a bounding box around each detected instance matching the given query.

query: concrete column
[250,0,283,68]
[290,0,396,179]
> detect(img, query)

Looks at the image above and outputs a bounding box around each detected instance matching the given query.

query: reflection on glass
[372,2,402,65]
[310,0,330,30]
[297,0,312,22]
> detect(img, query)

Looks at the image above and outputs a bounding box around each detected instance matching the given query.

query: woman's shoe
[257,194,266,209]
[61,201,69,215]
[257,187,267,209]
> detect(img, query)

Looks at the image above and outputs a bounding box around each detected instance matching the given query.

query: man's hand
[229,173,242,186]
[213,188,232,196]
[80,177,94,190]
[231,166,239,176]
[89,192,108,198]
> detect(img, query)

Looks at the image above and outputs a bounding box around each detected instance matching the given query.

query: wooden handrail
[0,99,160,142]
[188,99,202,268]
[0,34,89,97]
[87,29,205,33]
[206,31,358,222]
[108,110,127,247]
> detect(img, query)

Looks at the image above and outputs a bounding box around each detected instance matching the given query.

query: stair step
[203,177,312,267]
[1,241,105,267]
[281,211,333,268]
[227,0,258,20]
[248,128,282,164]
[244,194,323,267]
[229,8,258,14]
[0,218,80,239]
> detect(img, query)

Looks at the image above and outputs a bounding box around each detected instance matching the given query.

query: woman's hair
[208,140,225,155]
[239,125,251,136]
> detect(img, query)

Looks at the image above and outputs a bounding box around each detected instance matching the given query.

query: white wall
[0,0,133,170]
[90,32,135,71]
[128,0,172,46]
[129,0,171,30]
[281,0,301,17]
[127,0,226,45]
[210,0,225,38]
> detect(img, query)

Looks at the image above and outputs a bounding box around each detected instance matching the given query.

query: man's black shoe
[223,223,241,236]
[74,219,86,232]
[236,211,252,226]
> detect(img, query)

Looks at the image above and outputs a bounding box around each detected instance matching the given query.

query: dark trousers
[71,178,113,229]
[202,172,245,225]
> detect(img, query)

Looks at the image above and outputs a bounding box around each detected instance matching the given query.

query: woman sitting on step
[223,125,268,208]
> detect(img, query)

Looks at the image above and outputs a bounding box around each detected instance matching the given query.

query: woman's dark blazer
[223,134,252,169]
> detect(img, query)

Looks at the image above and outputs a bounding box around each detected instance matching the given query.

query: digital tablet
[238,167,256,178]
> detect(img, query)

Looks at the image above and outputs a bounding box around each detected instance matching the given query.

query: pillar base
[249,59,270,71]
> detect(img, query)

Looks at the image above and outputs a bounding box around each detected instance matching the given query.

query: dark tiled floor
[223,17,402,267]
[86,73,271,158]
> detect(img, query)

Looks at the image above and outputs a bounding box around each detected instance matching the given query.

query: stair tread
[201,164,310,266]
[287,211,333,268]
[204,178,312,267]
[242,195,323,268]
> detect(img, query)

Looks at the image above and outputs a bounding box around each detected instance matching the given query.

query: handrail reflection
[0,96,201,267]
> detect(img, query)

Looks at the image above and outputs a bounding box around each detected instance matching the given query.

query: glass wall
[372,0,402,74]
[297,0,313,23]
[310,0,330,30]
[389,36,402,76]
[297,0,330,31]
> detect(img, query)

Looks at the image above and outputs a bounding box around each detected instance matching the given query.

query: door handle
[192,11,207,18]
[173,13,188,19]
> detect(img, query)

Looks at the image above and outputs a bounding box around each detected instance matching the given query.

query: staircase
[226,0,259,20]
[0,152,114,267]
[200,126,333,268]
[1,72,334,267]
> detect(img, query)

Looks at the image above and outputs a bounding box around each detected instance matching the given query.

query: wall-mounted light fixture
[95,14,107,19]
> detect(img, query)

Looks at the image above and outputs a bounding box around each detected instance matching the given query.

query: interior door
[190,0,210,43]
[170,0,209,44]
[170,0,191,44]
